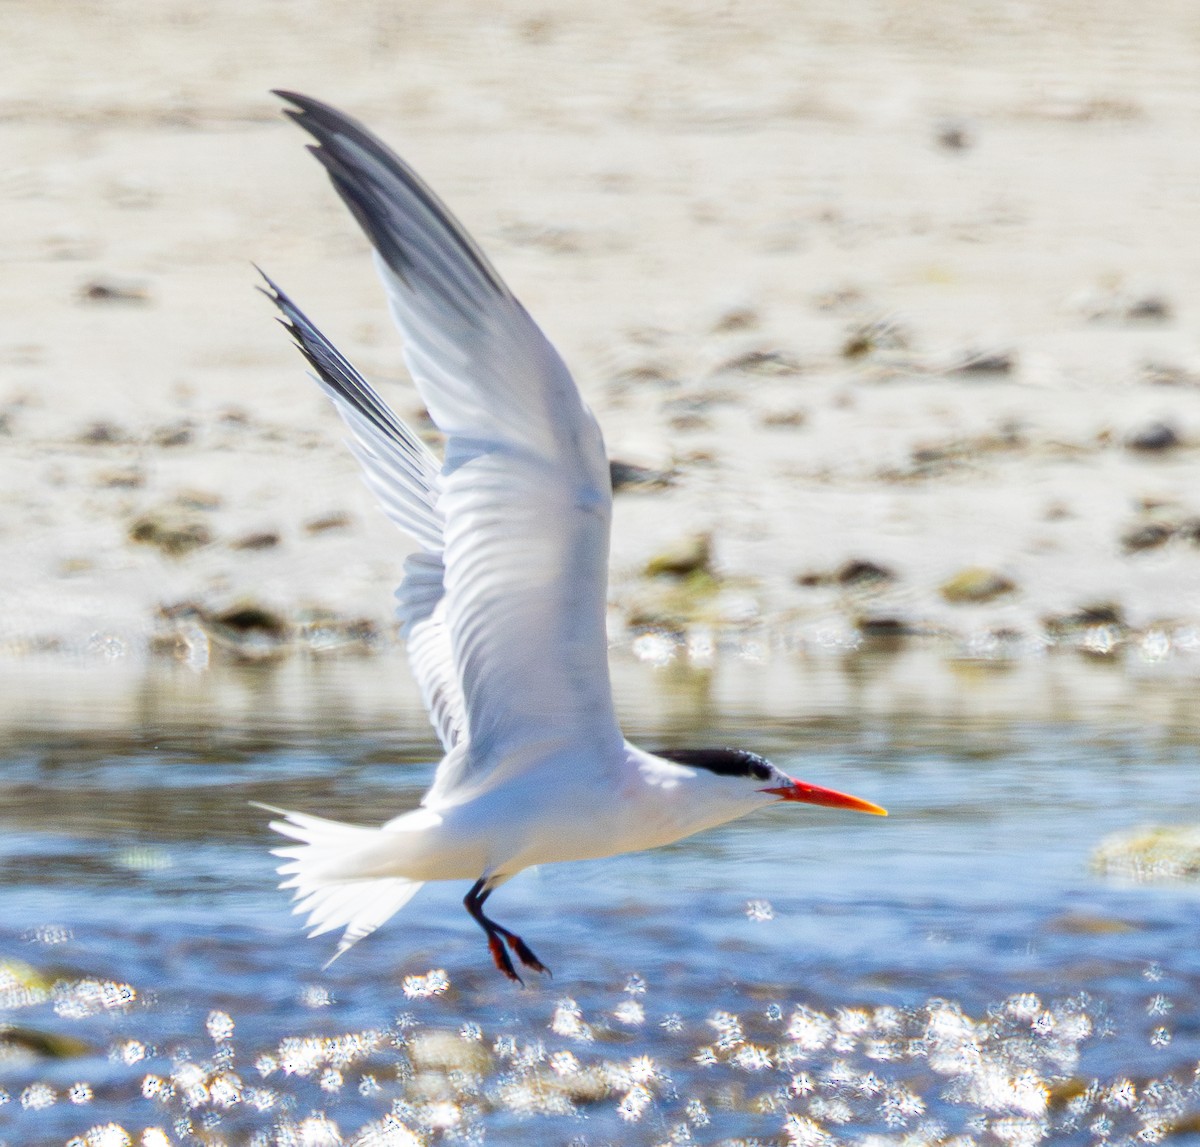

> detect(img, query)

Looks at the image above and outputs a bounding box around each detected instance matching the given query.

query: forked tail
[257,804,425,968]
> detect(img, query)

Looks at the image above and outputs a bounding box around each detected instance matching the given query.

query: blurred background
[3,3,1200,1145]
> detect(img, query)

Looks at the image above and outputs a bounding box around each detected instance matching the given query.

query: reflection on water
[1,651,1199,1145]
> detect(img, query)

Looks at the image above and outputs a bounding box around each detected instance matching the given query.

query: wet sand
[2,0,1200,669]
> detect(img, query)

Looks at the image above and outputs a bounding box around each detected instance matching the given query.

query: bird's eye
[751,763,772,782]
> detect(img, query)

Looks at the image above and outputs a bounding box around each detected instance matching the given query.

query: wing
[261,273,467,751]
[275,92,623,798]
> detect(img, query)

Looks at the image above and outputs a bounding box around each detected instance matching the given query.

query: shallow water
[2,654,1200,1146]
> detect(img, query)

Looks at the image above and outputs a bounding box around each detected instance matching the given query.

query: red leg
[464,878,550,982]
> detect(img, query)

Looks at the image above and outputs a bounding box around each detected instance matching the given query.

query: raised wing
[261,273,467,751]
[275,92,623,799]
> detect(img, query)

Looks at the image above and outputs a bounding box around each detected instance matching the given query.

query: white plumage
[259,92,885,981]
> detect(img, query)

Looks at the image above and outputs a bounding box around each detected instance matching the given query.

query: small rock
[1177,517,1200,544]
[624,572,721,630]
[296,609,379,653]
[219,405,253,425]
[305,511,353,534]
[1044,601,1125,637]
[609,459,673,493]
[1121,521,1173,553]
[711,304,759,333]
[836,559,896,588]
[797,560,897,590]
[842,317,910,359]
[855,615,914,643]
[229,531,281,551]
[939,567,1016,604]
[1046,912,1139,935]
[1093,825,1200,882]
[611,362,678,391]
[128,509,212,557]
[759,408,807,429]
[95,466,144,489]
[174,489,222,511]
[0,959,53,992]
[644,533,712,578]
[201,604,291,661]
[78,276,150,304]
[1,1026,92,1060]
[151,419,194,448]
[948,348,1015,375]
[1074,284,1173,324]
[78,420,130,445]
[1141,361,1200,389]
[812,285,866,313]
[715,349,802,376]
[935,120,972,151]
[1042,500,1072,521]
[1124,421,1180,453]
[1126,295,1172,322]
[668,412,711,432]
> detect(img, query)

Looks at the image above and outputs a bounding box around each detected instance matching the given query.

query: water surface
[2,653,1199,1145]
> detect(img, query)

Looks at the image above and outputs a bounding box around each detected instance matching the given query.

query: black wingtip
[252,263,279,295]
[269,88,512,310]
[272,89,309,110]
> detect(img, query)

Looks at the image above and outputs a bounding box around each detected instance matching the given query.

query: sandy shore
[3,0,1200,673]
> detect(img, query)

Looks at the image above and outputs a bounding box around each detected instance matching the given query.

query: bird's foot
[487,931,523,984]
[502,931,551,977]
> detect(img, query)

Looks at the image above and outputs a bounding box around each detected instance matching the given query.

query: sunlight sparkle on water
[3,963,1200,1143]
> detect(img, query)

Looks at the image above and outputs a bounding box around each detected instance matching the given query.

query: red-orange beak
[762,778,887,816]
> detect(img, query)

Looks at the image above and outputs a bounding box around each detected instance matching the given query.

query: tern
[259,92,886,982]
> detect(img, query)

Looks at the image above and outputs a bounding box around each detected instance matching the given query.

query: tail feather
[255,803,425,966]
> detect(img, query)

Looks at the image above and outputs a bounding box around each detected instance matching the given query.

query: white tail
[258,805,426,967]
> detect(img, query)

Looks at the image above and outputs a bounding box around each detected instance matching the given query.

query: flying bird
[260,91,886,982]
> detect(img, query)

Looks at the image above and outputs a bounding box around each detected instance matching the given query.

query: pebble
[841,317,910,359]
[759,408,807,429]
[174,489,222,511]
[1073,284,1173,324]
[644,533,712,578]
[77,421,131,445]
[94,467,144,490]
[229,531,281,551]
[609,459,673,493]
[710,304,759,333]
[296,610,380,654]
[855,615,914,644]
[1047,601,1125,632]
[1124,421,1179,453]
[200,605,291,661]
[715,349,802,376]
[935,120,973,151]
[939,567,1016,604]
[304,511,353,534]
[78,276,150,305]
[151,420,195,448]
[947,348,1015,375]
[1121,521,1173,553]
[836,559,896,588]
[128,508,212,557]
[1142,361,1200,389]
[1092,825,1200,882]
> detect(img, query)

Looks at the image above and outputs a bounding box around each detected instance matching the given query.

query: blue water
[2,658,1200,1145]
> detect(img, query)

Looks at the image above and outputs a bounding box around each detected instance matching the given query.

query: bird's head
[655,748,887,817]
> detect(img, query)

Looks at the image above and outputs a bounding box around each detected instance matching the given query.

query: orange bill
[762,778,888,816]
